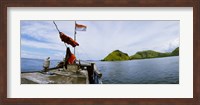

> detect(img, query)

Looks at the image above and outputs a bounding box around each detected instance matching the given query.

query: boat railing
[79,62,102,84]
[91,63,102,84]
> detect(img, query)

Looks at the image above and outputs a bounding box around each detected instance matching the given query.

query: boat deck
[21,69,89,84]
[21,62,102,84]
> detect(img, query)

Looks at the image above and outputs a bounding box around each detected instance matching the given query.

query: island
[102,50,130,61]
[102,47,179,61]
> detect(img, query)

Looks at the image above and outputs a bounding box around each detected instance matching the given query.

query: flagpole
[53,21,67,48]
[74,21,76,55]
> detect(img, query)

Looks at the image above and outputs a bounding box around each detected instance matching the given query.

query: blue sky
[21,20,179,60]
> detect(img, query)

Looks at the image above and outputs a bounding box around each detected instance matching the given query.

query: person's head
[47,57,50,60]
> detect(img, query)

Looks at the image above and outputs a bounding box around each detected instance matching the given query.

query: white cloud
[21,39,66,51]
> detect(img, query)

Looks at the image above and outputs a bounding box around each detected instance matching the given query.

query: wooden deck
[21,68,89,84]
[21,62,102,84]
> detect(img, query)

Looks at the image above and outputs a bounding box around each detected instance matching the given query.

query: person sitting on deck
[64,47,76,69]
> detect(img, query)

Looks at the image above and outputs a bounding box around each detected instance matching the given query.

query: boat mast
[74,21,77,55]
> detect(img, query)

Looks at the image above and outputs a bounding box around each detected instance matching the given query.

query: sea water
[21,56,179,84]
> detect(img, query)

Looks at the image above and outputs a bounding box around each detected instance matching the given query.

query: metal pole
[53,21,67,48]
[74,21,76,55]
[53,21,60,32]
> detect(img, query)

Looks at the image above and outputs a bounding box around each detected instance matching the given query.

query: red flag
[75,23,87,31]
[59,32,79,47]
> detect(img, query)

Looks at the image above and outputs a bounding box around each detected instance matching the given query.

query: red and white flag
[75,23,87,31]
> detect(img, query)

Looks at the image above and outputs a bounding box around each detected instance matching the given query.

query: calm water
[21,58,59,72]
[21,56,179,84]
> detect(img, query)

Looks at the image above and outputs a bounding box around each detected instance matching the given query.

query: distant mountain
[102,50,129,61]
[102,47,179,61]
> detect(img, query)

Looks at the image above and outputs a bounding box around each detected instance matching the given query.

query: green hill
[102,47,179,61]
[129,50,171,60]
[102,50,129,61]
[171,47,179,56]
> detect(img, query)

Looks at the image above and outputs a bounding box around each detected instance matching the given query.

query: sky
[21,20,179,60]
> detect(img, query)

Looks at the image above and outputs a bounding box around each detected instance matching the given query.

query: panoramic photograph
[21,20,179,84]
